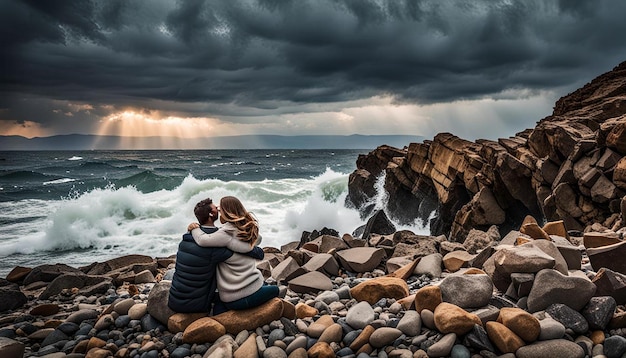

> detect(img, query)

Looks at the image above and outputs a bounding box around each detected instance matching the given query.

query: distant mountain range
[0,134,423,150]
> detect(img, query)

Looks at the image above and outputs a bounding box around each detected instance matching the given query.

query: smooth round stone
[450,344,471,358]
[426,333,456,358]
[317,291,340,304]
[171,347,192,358]
[389,302,403,314]
[235,330,249,345]
[369,327,403,348]
[346,302,375,329]
[396,310,421,336]
[268,329,286,346]
[539,317,566,340]
[263,346,287,358]
[343,329,362,347]
[336,347,354,357]
[604,335,626,358]
[421,310,435,329]
[115,315,131,328]
[516,339,585,358]
[285,335,307,355]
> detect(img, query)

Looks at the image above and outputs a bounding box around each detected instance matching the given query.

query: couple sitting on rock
[168,196,279,315]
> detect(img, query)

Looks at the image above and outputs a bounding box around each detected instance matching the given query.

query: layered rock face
[348,61,626,241]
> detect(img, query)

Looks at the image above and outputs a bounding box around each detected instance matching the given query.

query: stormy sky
[2,0,626,140]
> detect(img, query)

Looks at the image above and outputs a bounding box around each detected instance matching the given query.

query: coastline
[2,213,626,357]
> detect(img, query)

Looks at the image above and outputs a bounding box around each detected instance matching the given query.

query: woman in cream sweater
[187,196,279,310]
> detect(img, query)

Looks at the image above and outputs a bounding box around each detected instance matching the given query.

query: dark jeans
[223,284,279,311]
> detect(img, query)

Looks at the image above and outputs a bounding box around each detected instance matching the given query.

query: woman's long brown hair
[219,196,259,246]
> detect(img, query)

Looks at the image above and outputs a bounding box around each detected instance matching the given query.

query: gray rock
[581,296,616,330]
[0,288,27,312]
[65,309,99,324]
[426,333,456,357]
[316,291,340,304]
[439,274,493,309]
[146,281,175,326]
[463,324,494,352]
[413,253,443,278]
[288,271,333,294]
[396,310,421,336]
[336,247,386,273]
[516,339,585,358]
[527,269,596,312]
[538,317,565,340]
[39,273,112,300]
[450,344,471,358]
[264,346,288,358]
[545,304,589,334]
[603,335,626,358]
[369,327,403,348]
[346,301,375,329]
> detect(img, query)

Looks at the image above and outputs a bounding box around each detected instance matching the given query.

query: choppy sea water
[0,150,428,277]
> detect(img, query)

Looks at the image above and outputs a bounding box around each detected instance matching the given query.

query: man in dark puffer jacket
[168,198,264,314]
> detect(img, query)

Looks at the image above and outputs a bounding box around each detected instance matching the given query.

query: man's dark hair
[194,198,213,224]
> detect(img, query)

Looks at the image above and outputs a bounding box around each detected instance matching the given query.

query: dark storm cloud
[2,0,626,131]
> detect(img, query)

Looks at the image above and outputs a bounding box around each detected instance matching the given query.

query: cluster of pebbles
[4,217,626,358]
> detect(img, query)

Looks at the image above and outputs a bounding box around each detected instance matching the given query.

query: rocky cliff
[347,61,626,242]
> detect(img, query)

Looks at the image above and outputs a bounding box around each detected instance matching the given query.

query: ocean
[0,150,428,277]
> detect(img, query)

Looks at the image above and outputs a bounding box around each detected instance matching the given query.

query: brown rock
[397,294,416,310]
[386,257,420,280]
[442,250,475,272]
[0,337,25,358]
[588,241,626,273]
[234,333,258,358]
[414,285,442,313]
[6,266,31,283]
[591,330,605,345]
[584,232,622,249]
[182,317,226,343]
[486,321,525,353]
[497,307,540,343]
[308,341,334,358]
[610,311,626,329]
[307,315,335,338]
[350,277,409,305]
[295,303,318,319]
[86,348,113,358]
[86,337,107,350]
[349,325,376,351]
[543,221,570,242]
[520,223,550,240]
[592,268,626,305]
[433,302,482,335]
[168,312,207,334]
[30,304,60,316]
[281,299,296,320]
[318,323,343,343]
[212,297,283,335]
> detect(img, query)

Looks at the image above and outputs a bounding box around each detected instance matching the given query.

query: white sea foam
[43,178,76,185]
[67,156,83,161]
[0,169,429,271]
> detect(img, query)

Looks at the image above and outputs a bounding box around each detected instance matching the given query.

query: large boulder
[439,274,493,309]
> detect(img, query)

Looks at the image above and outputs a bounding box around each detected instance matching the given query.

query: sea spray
[0,150,430,276]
